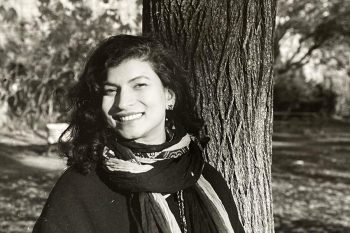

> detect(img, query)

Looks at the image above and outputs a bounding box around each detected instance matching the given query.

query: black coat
[33,163,245,233]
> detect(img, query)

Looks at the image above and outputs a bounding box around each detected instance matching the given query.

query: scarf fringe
[138,176,235,233]
[103,135,235,233]
[196,175,235,233]
[151,193,182,233]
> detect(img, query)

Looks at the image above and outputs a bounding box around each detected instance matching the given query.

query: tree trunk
[143,1,276,232]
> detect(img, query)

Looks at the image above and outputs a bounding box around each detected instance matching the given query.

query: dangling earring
[166,102,175,130]
[166,103,174,110]
[165,116,175,140]
[165,103,175,140]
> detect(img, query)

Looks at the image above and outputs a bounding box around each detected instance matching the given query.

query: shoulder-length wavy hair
[59,34,203,174]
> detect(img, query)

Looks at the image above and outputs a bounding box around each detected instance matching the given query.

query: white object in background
[46,123,69,144]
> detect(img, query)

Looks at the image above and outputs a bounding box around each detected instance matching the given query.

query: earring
[166,103,174,110]
[165,114,175,140]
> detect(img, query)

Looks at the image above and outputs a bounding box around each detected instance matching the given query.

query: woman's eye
[134,83,147,89]
[103,89,117,95]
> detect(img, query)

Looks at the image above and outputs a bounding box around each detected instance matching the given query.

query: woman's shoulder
[48,166,98,195]
[53,166,89,186]
[56,166,97,185]
[201,163,234,201]
[201,163,236,211]
[33,166,131,233]
[202,162,228,189]
[38,165,130,217]
[48,165,127,200]
[202,162,246,233]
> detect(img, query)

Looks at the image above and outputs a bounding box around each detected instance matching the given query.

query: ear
[165,88,176,106]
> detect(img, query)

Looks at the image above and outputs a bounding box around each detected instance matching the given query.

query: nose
[114,88,135,110]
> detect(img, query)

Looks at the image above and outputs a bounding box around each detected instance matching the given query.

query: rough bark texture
[143,1,276,232]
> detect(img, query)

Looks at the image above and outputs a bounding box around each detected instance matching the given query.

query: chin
[115,130,144,141]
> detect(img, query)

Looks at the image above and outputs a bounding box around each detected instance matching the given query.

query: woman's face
[102,59,175,144]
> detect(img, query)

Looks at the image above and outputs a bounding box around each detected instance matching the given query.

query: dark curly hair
[59,34,203,174]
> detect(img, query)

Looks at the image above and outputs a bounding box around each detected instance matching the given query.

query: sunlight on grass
[0,119,349,232]
[273,119,350,233]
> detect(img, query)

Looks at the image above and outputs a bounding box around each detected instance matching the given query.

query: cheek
[102,97,113,115]
[145,91,166,112]
[149,97,167,119]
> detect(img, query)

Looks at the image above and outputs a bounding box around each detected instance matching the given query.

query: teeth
[119,113,143,122]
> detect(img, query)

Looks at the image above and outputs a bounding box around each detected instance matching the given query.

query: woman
[33,35,245,233]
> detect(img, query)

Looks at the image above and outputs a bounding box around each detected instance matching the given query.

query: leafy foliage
[275,0,350,117]
[0,0,141,129]
[274,68,337,115]
[276,0,350,70]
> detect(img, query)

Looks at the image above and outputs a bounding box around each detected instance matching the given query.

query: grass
[0,131,66,233]
[272,119,350,233]
[0,119,349,232]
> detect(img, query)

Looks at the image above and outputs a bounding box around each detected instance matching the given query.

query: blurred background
[0,0,349,232]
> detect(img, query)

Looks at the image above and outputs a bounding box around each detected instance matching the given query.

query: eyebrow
[103,76,150,87]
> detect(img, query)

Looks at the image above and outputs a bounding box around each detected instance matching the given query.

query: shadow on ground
[0,134,65,233]
[272,119,350,233]
[275,215,350,233]
[0,142,66,174]
[1,119,349,232]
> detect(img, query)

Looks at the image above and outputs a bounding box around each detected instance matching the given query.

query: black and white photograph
[0,0,349,232]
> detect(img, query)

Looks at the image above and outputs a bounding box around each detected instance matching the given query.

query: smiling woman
[33,35,245,233]
[102,59,174,144]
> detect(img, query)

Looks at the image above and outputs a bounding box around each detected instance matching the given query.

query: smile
[117,113,143,122]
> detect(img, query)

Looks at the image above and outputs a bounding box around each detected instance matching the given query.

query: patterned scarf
[100,134,235,233]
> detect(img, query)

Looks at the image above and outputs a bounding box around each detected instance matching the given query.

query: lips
[113,113,144,122]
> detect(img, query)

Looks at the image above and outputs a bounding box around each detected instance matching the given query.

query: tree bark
[143,1,276,232]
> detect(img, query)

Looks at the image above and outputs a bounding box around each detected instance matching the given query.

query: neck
[115,127,186,154]
[133,131,167,145]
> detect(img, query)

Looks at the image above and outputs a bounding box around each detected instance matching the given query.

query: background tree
[0,0,141,129]
[274,0,350,117]
[143,1,276,232]
[275,0,350,74]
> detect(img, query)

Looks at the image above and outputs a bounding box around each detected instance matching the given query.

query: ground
[273,119,350,233]
[0,131,66,233]
[0,119,349,233]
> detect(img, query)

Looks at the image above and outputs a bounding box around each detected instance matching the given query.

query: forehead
[106,59,160,84]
